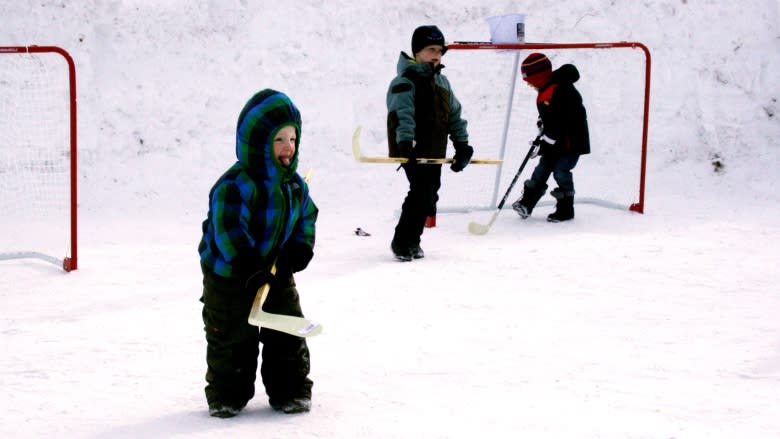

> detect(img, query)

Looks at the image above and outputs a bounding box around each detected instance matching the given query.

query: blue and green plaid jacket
[199,89,318,279]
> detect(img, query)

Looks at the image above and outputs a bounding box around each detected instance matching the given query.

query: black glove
[529,136,542,158]
[532,136,555,156]
[276,241,314,274]
[450,142,474,172]
[245,269,278,293]
[397,140,417,170]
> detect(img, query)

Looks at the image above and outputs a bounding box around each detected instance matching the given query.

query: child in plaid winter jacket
[198,89,318,417]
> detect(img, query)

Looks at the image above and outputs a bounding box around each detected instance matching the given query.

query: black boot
[391,239,413,262]
[512,181,547,219]
[547,188,574,222]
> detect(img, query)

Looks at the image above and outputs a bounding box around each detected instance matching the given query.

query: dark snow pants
[528,153,580,195]
[200,269,312,409]
[393,163,442,248]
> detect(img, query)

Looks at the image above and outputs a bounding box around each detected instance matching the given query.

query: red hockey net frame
[447,41,650,214]
[0,46,78,271]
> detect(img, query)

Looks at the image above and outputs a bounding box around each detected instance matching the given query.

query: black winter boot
[512,181,547,219]
[271,397,312,414]
[410,245,425,259]
[391,239,413,262]
[547,188,574,222]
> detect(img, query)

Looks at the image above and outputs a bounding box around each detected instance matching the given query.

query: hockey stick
[247,169,323,337]
[468,143,536,235]
[352,126,502,165]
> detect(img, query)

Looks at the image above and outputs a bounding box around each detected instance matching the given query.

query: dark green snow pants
[200,269,312,409]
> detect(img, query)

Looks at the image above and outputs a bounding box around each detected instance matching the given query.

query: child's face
[523,70,551,90]
[415,45,444,66]
[273,125,297,167]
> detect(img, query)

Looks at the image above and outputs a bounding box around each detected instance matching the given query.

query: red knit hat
[521,53,552,86]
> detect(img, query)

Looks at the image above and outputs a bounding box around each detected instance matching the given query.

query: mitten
[450,142,474,172]
[398,140,417,167]
[276,242,314,274]
[245,269,278,293]
[529,136,542,159]
[533,135,556,156]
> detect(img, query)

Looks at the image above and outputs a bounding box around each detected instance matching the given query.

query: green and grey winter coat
[199,89,318,280]
[386,52,469,159]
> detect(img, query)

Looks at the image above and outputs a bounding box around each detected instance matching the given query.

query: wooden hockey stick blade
[247,282,324,337]
[468,211,498,235]
[352,126,502,165]
[248,309,323,337]
[247,169,323,337]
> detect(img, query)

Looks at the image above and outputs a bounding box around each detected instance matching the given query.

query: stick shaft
[352,126,501,164]
[495,144,535,210]
[467,144,535,235]
[248,169,320,336]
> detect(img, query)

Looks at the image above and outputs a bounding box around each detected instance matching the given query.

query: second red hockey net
[438,42,650,215]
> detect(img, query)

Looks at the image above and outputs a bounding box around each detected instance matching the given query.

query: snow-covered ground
[2,1,779,438]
